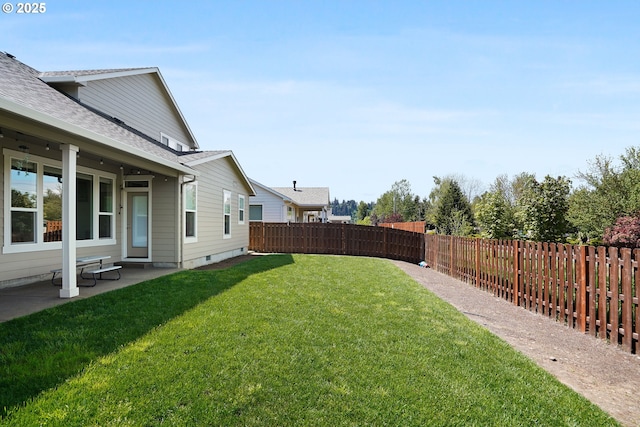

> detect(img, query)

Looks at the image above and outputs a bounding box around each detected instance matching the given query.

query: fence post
[513,240,520,306]
[475,238,481,288]
[449,235,455,277]
[577,245,587,333]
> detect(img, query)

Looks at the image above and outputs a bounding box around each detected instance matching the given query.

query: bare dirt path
[391,260,640,427]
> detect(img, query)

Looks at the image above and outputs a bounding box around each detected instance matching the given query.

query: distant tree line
[347,146,640,247]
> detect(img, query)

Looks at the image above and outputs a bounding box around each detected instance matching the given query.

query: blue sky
[3,1,640,202]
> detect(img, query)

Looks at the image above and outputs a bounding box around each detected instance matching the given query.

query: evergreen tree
[428,177,475,235]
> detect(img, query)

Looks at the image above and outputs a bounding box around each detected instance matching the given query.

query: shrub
[603,214,640,248]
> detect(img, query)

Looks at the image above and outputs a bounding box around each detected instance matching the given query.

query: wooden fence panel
[249,223,423,263]
[424,234,639,354]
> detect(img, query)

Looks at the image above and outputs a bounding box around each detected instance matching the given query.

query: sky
[3,1,640,202]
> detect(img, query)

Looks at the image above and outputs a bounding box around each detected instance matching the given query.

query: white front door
[123,179,151,260]
[127,192,148,258]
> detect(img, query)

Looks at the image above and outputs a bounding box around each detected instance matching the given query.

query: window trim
[184,182,197,243]
[3,148,117,254]
[249,204,263,222]
[223,189,231,239]
[160,132,188,152]
[238,194,245,225]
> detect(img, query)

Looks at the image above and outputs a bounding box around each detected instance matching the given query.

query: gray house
[0,53,255,297]
[249,179,330,223]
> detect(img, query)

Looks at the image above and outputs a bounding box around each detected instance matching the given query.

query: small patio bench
[50,255,121,287]
[81,265,122,286]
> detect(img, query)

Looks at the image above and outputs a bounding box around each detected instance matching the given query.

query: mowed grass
[1,254,617,426]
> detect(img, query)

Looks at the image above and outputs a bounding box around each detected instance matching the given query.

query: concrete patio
[0,265,181,322]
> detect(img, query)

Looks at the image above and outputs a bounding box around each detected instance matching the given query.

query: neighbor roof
[271,186,330,207]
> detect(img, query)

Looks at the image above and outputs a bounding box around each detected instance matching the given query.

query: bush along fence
[249,222,424,264]
[425,234,639,354]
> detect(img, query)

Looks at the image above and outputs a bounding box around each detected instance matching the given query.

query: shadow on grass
[0,254,294,417]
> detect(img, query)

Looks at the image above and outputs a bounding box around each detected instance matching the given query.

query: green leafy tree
[43,188,62,221]
[569,147,640,241]
[474,191,512,239]
[517,175,571,242]
[11,189,36,208]
[473,172,534,239]
[355,201,371,221]
[428,177,475,236]
[372,179,419,222]
[569,155,623,239]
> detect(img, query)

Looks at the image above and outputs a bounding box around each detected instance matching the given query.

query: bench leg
[81,269,121,287]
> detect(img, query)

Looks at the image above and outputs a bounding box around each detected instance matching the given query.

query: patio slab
[0,266,180,322]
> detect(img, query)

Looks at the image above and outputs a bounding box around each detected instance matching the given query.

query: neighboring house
[326,210,353,224]
[0,53,255,297]
[249,179,330,223]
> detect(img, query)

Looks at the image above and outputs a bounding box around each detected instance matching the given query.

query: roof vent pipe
[293,180,297,191]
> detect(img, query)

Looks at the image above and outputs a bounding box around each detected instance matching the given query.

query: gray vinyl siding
[151,177,179,264]
[181,157,251,268]
[77,74,195,148]
[250,190,287,222]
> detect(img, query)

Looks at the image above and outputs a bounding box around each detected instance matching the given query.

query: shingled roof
[271,186,330,207]
[0,53,191,167]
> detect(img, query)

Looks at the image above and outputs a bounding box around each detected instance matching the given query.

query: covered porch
[0,120,194,299]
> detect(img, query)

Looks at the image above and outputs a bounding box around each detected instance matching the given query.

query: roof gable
[0,52,194,174]
[182,151,256,196]
[40,67,199,150]
[249,179,293,202]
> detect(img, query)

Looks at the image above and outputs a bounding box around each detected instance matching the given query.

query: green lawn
[1,254,617,426]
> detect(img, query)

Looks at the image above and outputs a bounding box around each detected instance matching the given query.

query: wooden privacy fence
[250,222,424,264]
[425,234,639,354]
[378,221,426,233]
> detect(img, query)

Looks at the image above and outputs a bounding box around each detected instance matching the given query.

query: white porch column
[60,143,79,299]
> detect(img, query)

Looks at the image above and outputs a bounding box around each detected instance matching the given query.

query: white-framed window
[249,205,263,222]
[238,195,245,224]
[99,177,114,239]
[160,132,188,152]
[3,148,116,253]
[223,189,231,238]
[184,183,197,241]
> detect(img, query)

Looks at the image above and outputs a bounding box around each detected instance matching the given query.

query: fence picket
[621,248,633,352]
[423,235,639,355]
